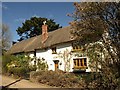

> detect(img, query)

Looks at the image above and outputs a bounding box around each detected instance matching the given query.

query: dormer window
[72,43,83,52]
[73,45,80,50]
[52,47,57,54]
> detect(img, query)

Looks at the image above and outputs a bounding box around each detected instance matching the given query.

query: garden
[2,54,36,78]
[1,53,90,88]
[2,53,120,89]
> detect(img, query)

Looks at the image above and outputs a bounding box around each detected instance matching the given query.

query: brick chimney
[42,21,48,44]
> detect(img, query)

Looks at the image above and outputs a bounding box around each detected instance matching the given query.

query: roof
[7,26,75,54]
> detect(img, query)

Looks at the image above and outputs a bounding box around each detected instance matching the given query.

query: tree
[16,17,62,41]
[69,2,120,89]
[1,24,11,73]
[1,24,11,55]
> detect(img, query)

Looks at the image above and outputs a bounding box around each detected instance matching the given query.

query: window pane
[80,59,83,66]
[74,60,76,66]
[84,58,87,66]
[77,59,79,66]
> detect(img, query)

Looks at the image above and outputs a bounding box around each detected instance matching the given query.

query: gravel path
[1,75,56,88]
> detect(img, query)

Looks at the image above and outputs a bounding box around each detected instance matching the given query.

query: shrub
[29,65,37,71]
[37,59,48,71]
[2,54,34,78]
[30,70,86,88]
[7,66,30,78]
[2,54,17,74]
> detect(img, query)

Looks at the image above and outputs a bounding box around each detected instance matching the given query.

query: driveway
[1,75,56,88]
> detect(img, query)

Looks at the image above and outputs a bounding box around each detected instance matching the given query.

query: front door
[54,60,59,71]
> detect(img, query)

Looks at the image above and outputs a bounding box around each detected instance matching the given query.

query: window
[73,58,87,69]
[72,43,83,52]
[73,45,80,50]
[52,47,57,54]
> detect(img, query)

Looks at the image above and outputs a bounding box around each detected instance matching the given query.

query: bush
[30,70,86,88]
[79,72,96,84]
[37,59,48,71]
[29,65,37,71]
[2,54,17,74]
[2,54,34,78]
[8,67,29,78]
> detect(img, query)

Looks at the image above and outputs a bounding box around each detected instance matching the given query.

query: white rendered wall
[35,43,73,71]
[36,49,55,71]
[28,42,92,72]
[53,43,73,72]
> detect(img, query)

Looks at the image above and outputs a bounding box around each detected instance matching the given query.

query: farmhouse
[7,23,91,72]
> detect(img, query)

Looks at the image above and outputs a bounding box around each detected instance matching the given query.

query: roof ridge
[14,26,70,45]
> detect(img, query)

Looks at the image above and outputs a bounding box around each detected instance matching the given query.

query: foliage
[16,17,62,41]
[8,67,29,78]
[76,72,96,85]
[37,58,48,71]
[30,70,86,88]
[0,56,2,74]
[69,2,120,89]
[2,54,17,73]
[7,54,29,67]
[3,54,33,78]
[85,42,120,89]
[85,42,104,72]
[57,49,72,72]
[29,65,37,71]
[2,53,48,77]
[70,2,120,61]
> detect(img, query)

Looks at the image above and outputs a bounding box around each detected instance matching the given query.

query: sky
[2,2,75,42]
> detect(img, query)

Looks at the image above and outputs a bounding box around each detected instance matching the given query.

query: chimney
[42,21,48,44]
